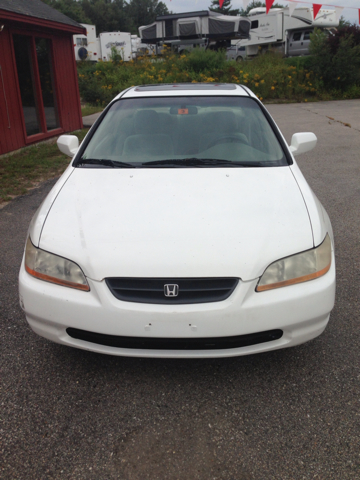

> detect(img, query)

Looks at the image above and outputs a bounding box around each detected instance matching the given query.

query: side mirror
[57,135,79,157]
[289,132,317,156]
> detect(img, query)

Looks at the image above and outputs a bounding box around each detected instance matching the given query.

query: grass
[0,129,89,205]
[81,104,104,117]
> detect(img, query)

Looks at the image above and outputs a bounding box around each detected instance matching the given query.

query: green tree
[338,15,351,29]
[42,0,90,23]
[44,0,169,34]
[209,0,239,16]
[309,27,360,89]
[126,0,169,31]
[81,0,131,33]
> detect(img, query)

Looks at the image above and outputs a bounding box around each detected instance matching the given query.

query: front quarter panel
[258,101,333,248]
[289,161,334,247]
[28,163,75,247]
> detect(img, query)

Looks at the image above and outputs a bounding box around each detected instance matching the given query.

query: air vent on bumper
[67,329,283,350]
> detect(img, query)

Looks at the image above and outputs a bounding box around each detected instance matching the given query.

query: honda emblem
[164,284,179,297]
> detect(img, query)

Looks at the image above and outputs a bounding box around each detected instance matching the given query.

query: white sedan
[19,83,335,358]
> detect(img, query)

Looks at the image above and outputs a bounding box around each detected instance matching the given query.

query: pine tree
[209,0,240,16]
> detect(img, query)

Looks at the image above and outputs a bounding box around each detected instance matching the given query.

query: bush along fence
[77,34,360,107]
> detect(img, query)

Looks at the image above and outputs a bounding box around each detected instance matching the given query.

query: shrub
[184,47,228,73]
[284,56,313,70]
[327,25,360,54]
[77,46,358,106]
[309,27,360,89]
[236,52,321,102]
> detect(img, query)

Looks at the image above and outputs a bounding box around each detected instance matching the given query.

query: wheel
[236,56,243,62]
[78,47,88,61]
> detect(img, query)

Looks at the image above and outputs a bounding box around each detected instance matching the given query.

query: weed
[77,48,333,106]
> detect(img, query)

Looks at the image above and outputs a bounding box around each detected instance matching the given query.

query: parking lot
[1,99,360,479]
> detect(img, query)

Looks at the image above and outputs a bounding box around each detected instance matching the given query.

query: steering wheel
[207,134,248,149]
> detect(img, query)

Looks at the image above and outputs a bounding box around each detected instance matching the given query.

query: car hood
[39,167,313,281]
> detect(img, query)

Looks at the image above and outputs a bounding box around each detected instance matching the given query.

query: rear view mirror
[57,135,79,157]
[170,106,198,115]
[289,132,317,156]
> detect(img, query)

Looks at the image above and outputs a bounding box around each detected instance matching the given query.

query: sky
[163,0,360,25]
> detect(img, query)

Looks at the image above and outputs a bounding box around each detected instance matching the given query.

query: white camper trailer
[226,7,338,61]
[73,24,98,61]
[73,25,134,61]
[131,35,156,58]
[139,11,251,53]
[97,32,132,61]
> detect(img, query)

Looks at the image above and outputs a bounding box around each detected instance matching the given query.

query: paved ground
[1,100,360,479]
[82,112,102,128]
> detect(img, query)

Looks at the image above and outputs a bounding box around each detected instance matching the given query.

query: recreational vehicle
[73,24,98,61]
[139,11,251,53]
[226,7,338,61]
[73,25,134,62]
[97,32,132,61]
[131,35,156,58]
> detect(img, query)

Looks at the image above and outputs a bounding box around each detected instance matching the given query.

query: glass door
[13,34,60,139]
[35,38,60,132]
[13,35,41,137]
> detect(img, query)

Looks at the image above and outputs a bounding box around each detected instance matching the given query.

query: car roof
[117,83,255,100]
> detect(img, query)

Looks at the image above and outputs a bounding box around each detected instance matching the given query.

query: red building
[0,0,86,155]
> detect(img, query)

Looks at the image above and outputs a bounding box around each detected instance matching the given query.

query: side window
[76,38,87,46]
[303,32,311,40]
[292,32,302,41]
[251,21,259,29]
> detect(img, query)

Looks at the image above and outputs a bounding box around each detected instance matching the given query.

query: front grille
[67,328,283,350]
[105,277,239,304]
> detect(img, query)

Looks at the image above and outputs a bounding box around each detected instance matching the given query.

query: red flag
[313,4,322,20]
[266,0,275,14]
[219,0,224,7]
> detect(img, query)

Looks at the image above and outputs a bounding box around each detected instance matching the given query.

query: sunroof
[134,83,237,92]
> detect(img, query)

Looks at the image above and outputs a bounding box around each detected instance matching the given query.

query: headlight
[24,237,90,291]
[256,234,332,292]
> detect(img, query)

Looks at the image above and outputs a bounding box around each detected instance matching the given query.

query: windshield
[78,96,288,168]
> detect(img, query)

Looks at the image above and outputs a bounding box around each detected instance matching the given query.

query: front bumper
[18,254,336,358]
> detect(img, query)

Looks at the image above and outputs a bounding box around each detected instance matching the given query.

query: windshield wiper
[76,158,139,168]
[143,158,264,168]
[76,157,267,169]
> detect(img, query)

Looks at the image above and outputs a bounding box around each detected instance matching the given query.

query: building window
[13,34,60,138]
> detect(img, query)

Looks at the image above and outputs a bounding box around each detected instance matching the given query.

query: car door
[301,30,312,55]
[288,30,303,56]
